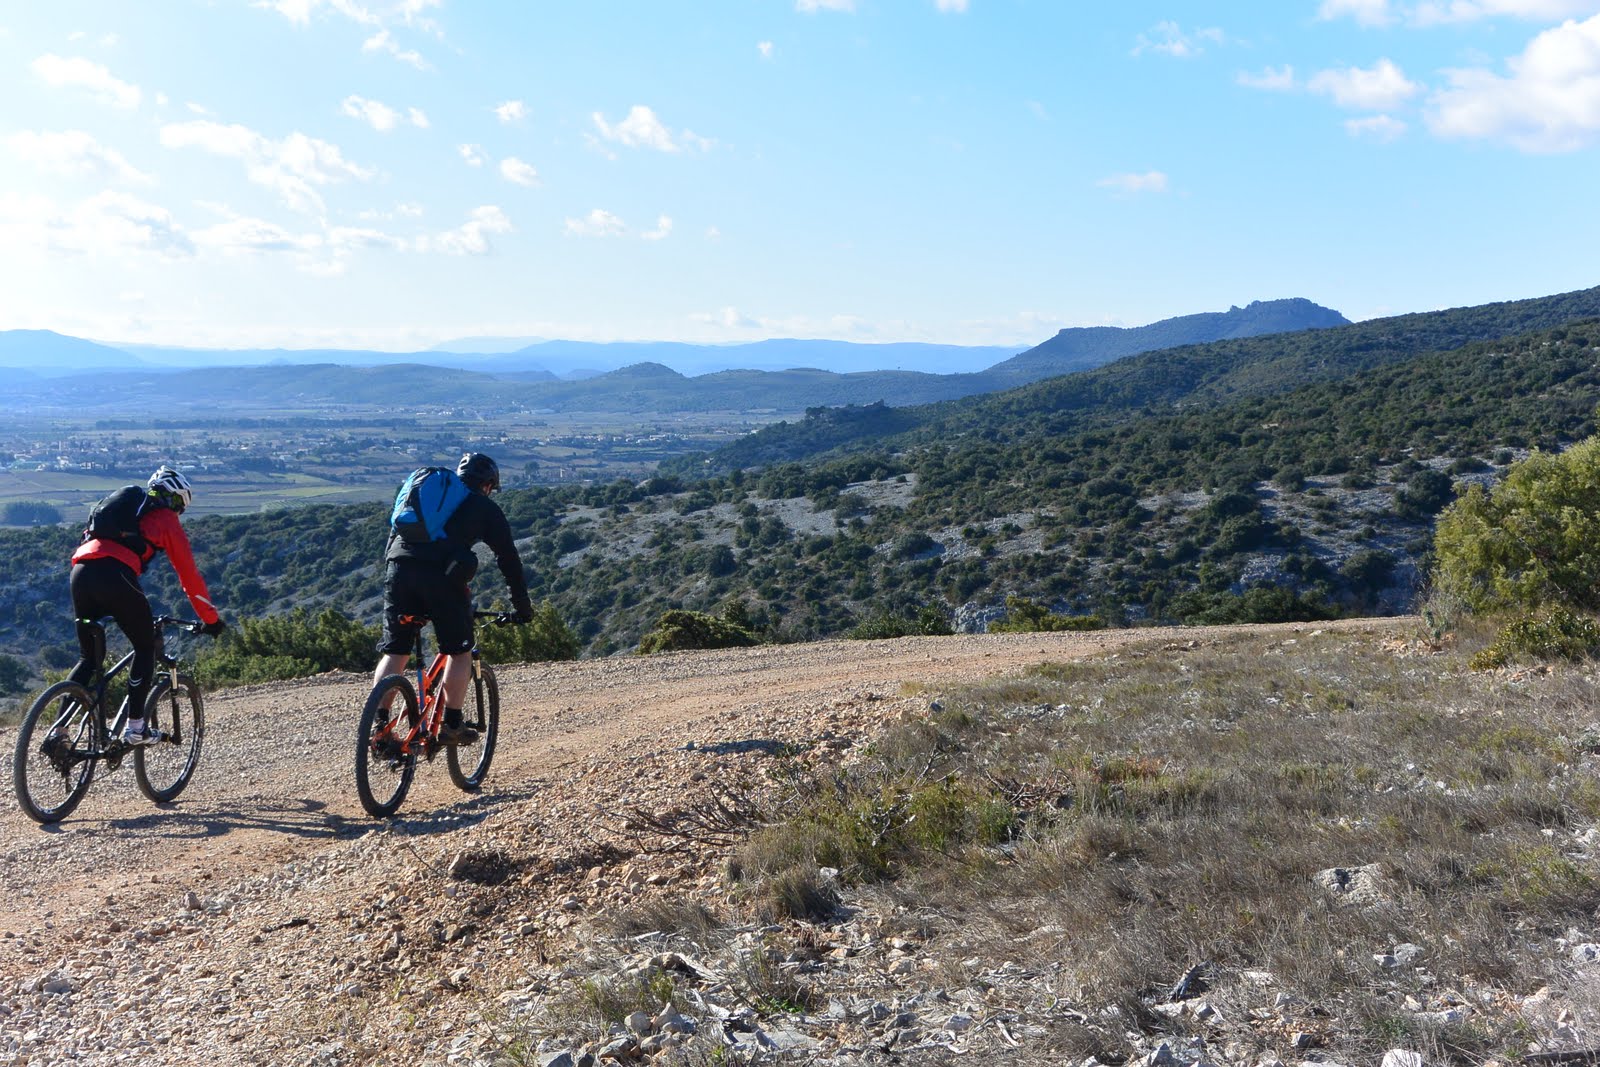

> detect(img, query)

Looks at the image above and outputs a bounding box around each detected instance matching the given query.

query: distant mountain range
[2,298,1349,414]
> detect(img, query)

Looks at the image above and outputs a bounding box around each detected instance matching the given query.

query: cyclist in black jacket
[372,452,533,744]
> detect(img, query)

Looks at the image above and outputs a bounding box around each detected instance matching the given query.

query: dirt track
[0,620,1400,936]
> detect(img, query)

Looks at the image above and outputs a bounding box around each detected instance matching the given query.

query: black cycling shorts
[378,559,474,656]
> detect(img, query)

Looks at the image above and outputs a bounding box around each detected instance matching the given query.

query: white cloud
[1346,113,1409,139]
[693,306,762,330]
[425,205,513,255]
[340,95,428,132]
[362,29,428,70]
[32,54,141,109]
[936,0,970,11]
[1237,65,1297,91]
[1318,0,1396,25]
[1413,1,1600,24]
[1027,100,1050,120]
[1133,22,1226,58]
[590,105,707,153]
[642,215,673,240]
[159,120,374,213]
[705,226,722,240]
[7,130,153,184]
[1097,171,1169,193]
[1308,59,1421,110]
[1426,13,1600,151]
[0,190,193,259]
[341,95,399,131]
[494,100,528,123]
[255,0,379,27]
[191,215,322,256]
[796,0,855,11]
[758,40,774,59]
[459,143,487,167]
[500,157,540,186]
[564,209,627,237]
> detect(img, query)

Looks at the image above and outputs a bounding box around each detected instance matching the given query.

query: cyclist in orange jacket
[68,466,226,745]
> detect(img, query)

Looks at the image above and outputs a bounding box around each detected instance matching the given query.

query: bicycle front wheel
[447,661,499,793]
[134,673,205,804]
[14,681,102,824]
[356,675,419,818]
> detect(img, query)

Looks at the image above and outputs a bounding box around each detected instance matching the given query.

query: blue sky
[2,1,1598,353]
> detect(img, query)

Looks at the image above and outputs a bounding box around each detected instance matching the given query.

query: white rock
[1381,1051,1423,1067]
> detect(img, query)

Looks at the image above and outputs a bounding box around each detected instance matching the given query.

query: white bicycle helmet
[147,465,194,513]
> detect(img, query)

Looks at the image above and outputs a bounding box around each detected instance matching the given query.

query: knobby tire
[447,662,499,793]
[356,675,419,818]
[13,681,102,824]
[133,673,205,804]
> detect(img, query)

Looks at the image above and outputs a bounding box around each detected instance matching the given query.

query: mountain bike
[354,610,508,818]
[13,616,208,824]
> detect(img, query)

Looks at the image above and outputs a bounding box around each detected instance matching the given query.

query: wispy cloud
[564,208,627,237]
[1317,0,1395,25]
[421,205,513,255]
[159,119,374,213]
[935,0,970,12]
[340,95,428,132]
[7,129,153,184]
[458,143,487,167]
[590,105,712,154]
[1098,171,1170,194]
[1426,12,1600,151]
[32,54,141,109]
[796,0,855,11]
[1308,59,1420,110]
[758,40,774,59]
[361,29,428,69]
[1132,22,1225,58]
[254,0,379,28]
[499,157,540,187]
[1413,0,1600,24]
[0,190,193,259]
[642,215,673,241]
[1346,114,1409,140]
[494,100,527,123]
[1237,65,1297,91]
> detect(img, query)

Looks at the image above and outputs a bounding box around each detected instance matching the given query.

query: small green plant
[989,596,1105,633]
[1468,606,1600,670]
[636,609,758,654]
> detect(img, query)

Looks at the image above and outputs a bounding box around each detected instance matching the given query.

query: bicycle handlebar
[473,611,517,626]
[153,615,208,635]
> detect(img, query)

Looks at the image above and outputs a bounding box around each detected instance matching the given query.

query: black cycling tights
[69,558,157,720]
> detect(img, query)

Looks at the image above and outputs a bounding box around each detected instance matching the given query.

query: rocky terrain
[8,617,1591,1067]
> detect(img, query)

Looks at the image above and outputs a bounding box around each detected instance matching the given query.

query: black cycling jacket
[386,492,532,616]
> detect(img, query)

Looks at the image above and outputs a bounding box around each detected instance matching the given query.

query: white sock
[126,718,144,733]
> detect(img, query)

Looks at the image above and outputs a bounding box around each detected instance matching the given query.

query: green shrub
[848,605,953,639]
[475,602,580,664]
[636,609,758,654]
[194,607,378,687]
[989,596,1106,633]
[1469,606,1600,671]
[1434,437,1600,614]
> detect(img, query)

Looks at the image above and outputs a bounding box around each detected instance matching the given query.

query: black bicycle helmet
[457,452,500,492]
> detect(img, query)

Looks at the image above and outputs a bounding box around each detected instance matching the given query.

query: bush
[989,596,1106,633]
[1469,607,1600,671]
[848,606,953,640]
[636,609,758,654]
[195,607,379,687]
[1433,437,1600,614]
[475,602,580,664]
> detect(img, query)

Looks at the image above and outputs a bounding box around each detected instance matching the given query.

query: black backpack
[84,485,152,555]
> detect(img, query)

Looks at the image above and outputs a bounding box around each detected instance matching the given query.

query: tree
[0,653,29,695]
[1434,438,1600,613]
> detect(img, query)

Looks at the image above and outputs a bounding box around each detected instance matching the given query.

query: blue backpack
[390,467,471,544]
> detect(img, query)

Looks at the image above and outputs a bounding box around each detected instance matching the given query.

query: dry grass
[739,625,1600,1063]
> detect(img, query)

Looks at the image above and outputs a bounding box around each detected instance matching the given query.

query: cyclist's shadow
[106,784,541,841]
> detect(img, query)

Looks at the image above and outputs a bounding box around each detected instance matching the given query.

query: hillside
[6,619,1598,1066]
[685,284,1600,473]
[5,319,1600,681]
[980,296,1349,385]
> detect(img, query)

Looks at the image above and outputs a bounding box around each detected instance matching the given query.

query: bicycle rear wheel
[356,675,419,818]
[447,661,499,792]
[134,673,204,804]
[13,681,102,824]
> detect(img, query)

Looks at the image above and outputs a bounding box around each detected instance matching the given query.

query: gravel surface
[0,619,1399,1065]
